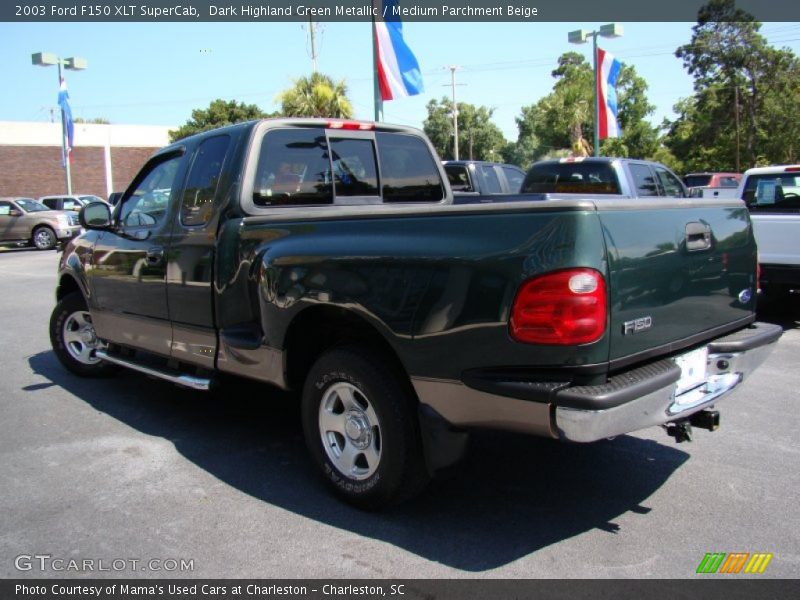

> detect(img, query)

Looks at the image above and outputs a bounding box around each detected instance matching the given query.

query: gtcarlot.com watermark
[15,554,194,573]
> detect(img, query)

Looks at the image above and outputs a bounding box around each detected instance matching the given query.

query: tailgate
[598,201,757,364]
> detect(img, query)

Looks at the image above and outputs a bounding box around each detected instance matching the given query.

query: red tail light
[510,268,607,345]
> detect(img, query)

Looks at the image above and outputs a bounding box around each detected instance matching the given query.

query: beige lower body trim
[412,377,556,438]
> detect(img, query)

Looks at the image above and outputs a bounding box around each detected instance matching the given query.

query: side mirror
[80,201,112,229]
[9,209,22,217]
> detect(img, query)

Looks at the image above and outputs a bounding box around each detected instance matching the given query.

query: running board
[96,350,211,391]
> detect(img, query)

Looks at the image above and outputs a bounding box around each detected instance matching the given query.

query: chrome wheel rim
[62,310,105,365]
[34,229,54,249]
[319,382,382,480]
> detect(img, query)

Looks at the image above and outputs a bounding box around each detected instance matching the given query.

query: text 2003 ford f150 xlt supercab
[49,119,781,508]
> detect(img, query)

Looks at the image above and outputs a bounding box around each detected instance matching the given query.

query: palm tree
[277,73,353,119]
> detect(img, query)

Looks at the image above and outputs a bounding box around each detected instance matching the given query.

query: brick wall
[0,145,156,199]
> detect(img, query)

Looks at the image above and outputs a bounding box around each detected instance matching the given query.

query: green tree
[669,0,800,168]
[423,98,507,161]
[170,99,273,142]
[277,73,353,119]
[512,52,659,161]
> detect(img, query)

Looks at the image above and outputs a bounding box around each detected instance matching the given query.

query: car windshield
[743,173,800,211]
[684,174,712,187]
[15,199,49,212]
[79,195,103,204]
[522,162,621,194]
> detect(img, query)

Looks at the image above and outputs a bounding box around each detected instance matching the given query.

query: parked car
[521,157,689,198]
[107,192,124,206]
[683,172,742,199]
[683,172,741,189]
[737,164,800,299]
[443,160,526,197]
[49,119,779,508]
[39,194,107,212]
[0,197,82,250]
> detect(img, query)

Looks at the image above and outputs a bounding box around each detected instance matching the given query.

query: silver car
[0,197,82,250]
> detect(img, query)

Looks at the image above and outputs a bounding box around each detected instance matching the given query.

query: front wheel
[301,345,429,509]
[32,226,57,250]
[49,291,116,377]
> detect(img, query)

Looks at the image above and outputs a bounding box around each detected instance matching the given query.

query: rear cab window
[444,164,474,192]
[522,162,621,194]
[743,172,800,213]
[246,124,445,210]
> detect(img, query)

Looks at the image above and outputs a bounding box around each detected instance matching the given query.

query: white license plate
[674,347,709,398]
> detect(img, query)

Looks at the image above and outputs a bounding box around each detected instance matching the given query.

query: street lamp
[32,52,88,194]
[567,24,623,157]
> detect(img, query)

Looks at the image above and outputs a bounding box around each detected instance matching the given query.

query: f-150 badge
[623,316,653,335]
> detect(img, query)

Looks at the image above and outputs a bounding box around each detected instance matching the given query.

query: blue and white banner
[58,77,75,165]
[374,0,424,101]
[597,47,622,140]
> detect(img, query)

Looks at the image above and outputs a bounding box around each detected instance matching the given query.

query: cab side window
[119,155,182,229]
[480,166,503,194]
[630,164,659,197]
[181,135,231,227]
[655,167,686,198]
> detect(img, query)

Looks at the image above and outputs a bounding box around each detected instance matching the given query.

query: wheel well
[284,306,413,397]
[56,274,81,302]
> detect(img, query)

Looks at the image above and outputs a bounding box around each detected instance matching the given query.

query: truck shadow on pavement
[29,350,689,572]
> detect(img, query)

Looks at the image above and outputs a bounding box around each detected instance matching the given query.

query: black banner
[4,0,800,22]
[3,579,800,600]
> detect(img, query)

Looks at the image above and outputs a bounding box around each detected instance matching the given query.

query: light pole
[32,52,87,194]
[447,65,460,160]
[567,24,623,157]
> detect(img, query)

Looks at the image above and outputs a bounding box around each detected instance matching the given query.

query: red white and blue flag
[597,48,622,139]
[58,77,75,165]
[375,0,424,101]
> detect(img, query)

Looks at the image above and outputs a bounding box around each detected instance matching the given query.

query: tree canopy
[663,0,800,170]
[169,99,274,142]
[423,98,508,162]
[511,52,659,164]
[277,73,353,119]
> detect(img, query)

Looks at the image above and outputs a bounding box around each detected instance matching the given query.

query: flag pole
[372,2,384,122]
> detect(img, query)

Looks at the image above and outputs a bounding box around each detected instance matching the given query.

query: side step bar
[96,350,211,391]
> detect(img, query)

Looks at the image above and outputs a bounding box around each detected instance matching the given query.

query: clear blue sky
[2,21,799,140]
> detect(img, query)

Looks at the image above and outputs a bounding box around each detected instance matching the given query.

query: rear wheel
[50,291,116,377]
[32,226,57,250]
[301,345,429,509]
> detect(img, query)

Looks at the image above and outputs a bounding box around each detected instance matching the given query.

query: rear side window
[480,166,503,194]
[743,173,800,211]
[502,166,525,193]
[654,167,685,198]
[522,162,620,194]
[629,164,659,197]
[181,135,230,226]
[684,174,712,188]
[376,132,444,203]
[445,165,473,192]
[253,128,332,206]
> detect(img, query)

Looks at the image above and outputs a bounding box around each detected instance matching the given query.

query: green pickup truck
[49,119,781,509]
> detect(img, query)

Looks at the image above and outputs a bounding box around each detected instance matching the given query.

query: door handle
[146,247,164,265]
[685,222,712,252]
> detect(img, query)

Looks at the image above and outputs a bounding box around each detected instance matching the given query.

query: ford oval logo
[738,288,753,304]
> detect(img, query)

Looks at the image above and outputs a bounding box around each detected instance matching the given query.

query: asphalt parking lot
[0,248,798,579]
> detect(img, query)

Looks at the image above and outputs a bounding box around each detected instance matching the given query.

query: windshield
[522,162,621,194]
[79,195,104,204]
[684,175,712,188]
[15,199,49,213]
[743,173,800,212]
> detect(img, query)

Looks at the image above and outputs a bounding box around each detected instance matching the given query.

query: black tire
[32,226,57,250]
[50,291,117,377]
[301,345,429,510]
